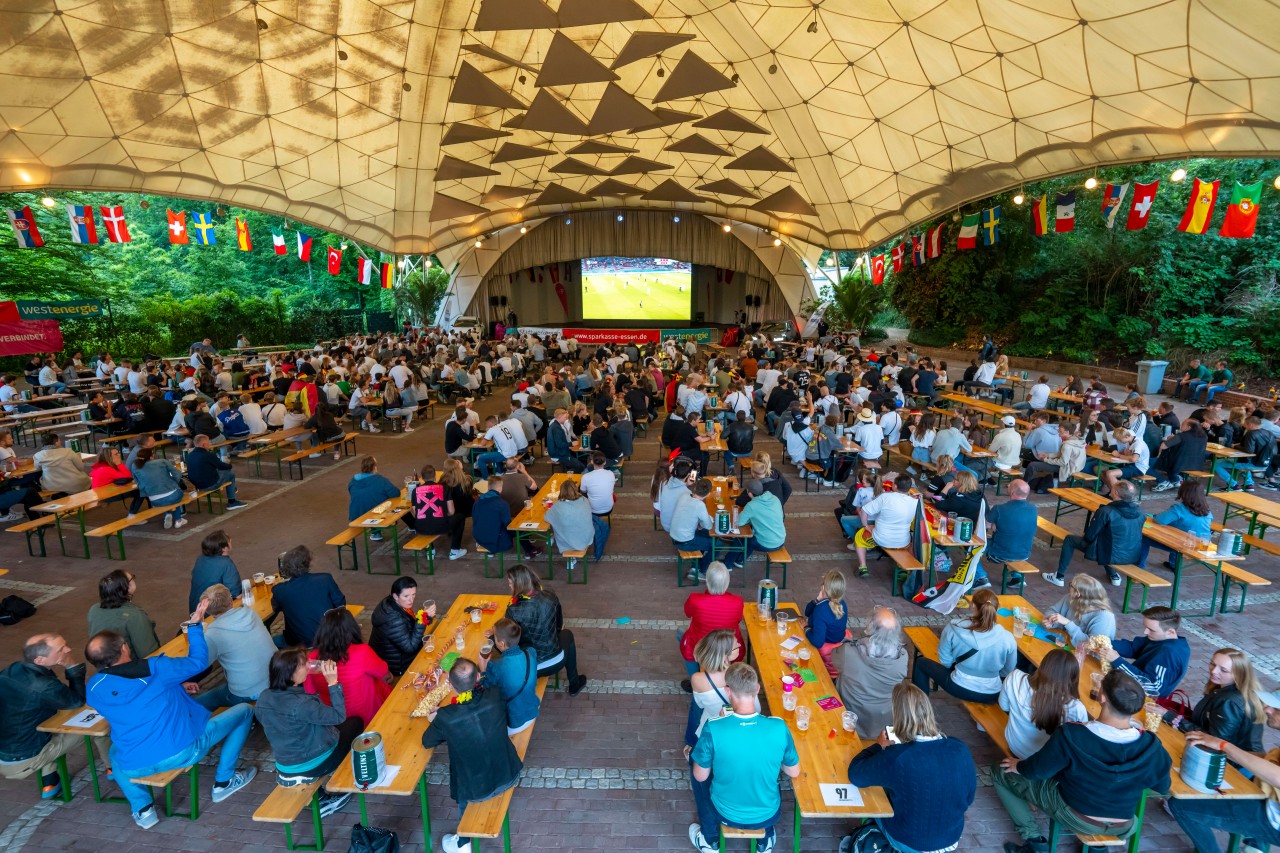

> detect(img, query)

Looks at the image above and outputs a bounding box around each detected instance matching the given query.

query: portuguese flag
[1218,181,1263,239]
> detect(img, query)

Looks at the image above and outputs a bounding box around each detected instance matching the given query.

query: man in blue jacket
[1044,479,1143,588]
[471,476,542,559]
[1099,605,1190,698]
[186,434,247,510]
[86,598,256,829]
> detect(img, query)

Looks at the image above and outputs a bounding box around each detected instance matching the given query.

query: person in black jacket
[734,454,792,508]
[994,669,1172,853]
[422,658,522,853]
[1166,647,1265,753]
[186,435,247,509]
[1046,479,1143,588]
[369,577,434,676]
[268,546,346,648]
[931,470,985,520]
[0,634,91,798]
[444,405,476,460]
[1151,419,1209,492]
[183,398,221,442]
[724,410,755,468]
[504,565,587,696]
[589,413,622,464]
[140,388,177,433]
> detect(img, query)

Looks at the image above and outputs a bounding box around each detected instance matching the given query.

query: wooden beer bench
[253,776,330,851]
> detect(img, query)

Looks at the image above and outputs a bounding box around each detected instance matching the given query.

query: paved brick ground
[0,369,1275,853]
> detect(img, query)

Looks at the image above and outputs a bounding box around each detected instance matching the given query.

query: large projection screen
[580,256,691,321]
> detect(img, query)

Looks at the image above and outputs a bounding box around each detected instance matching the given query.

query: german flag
[380,262,394,289]
[1030,195,1050,236]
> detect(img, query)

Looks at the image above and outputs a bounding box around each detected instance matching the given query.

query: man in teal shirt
[689,663,800,853]
[728,479,786,568]
[1173,358,1211,401]
[1200,360,1234,405]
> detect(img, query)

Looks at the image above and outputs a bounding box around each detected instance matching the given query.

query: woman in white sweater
[998,647,1088,759]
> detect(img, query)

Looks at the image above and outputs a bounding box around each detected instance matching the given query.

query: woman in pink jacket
[305,608,392,726]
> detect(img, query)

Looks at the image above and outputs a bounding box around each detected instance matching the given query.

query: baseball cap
[1259,689,1280,710]
[1001,415,1016,426]
[747,479,766,496]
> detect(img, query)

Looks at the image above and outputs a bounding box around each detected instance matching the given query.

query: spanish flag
[1218,181,1263,239]
[1030,195,1050,236]
[380,262,394,289]
[234,218,252,251]
[1177,178,1220,234]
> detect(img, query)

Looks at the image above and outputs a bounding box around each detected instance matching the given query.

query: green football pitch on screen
[581,266,691,321]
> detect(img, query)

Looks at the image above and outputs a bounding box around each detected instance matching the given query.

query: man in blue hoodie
[85,598,257,830]
[1044,479,1144,588]
[994,669,1171,853]
[1099,605,1190,698]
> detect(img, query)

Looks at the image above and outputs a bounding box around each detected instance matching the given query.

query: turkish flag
[1126,181,1159,230]
[327,246,342,275]
[871,255,886,285]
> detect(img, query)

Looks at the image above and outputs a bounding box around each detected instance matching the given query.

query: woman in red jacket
[90,446,144,514]
[305,608,392,727]
[678,562,744,687]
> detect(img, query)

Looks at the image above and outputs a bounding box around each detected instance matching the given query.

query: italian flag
[272,231,286,254]
[956,213,980,249]
[1218,181,1263,239]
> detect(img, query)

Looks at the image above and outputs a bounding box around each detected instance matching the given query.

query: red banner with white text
[0,319,63,356]
[561,327,662,344]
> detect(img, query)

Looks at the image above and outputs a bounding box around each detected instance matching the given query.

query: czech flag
[191,212,217,245]
[1101,183,1129,229]
[1218,181,1263,239]
[956,213,979,249]
[99,205,131,242]
[327,246,343,275]
[235,218,252,251]
[380,262,394,289]
[1054,191,1076,232]
[356,257,373,284]
[870,254,885,285]
[5,206,43,248]
[167,209,188,244]
[272,231,287,254]
[297,231,313,261]
[1030,195,1050,236]
[1177,178,1219,234]
[65,204,98,244]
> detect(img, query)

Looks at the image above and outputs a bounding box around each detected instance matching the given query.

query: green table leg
[392,526,402,576]
[1169,553,1185,610]
[52,753,72,802]
[358,792,368,826]
[84,736,126,804]
[503,812,512,853]
[793,798,802,853]
[419,773,433,853]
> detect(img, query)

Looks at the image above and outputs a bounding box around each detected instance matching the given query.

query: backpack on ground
[840,823,892,853]
[0,595,37,626]
[348,824,399,853]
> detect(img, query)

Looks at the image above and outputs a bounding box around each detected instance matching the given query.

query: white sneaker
[210,768,256,802]
[1,509,26,522]
[846,542,858,551]
[687,824,715,853]
[403,427,415,433]
[449,548,467,561]
[132,805,159,829]
[163,513,174,529]
[174,517,189,529]
[1041,572,1064,587]
[368,425,381,433]
[442,834,472,853]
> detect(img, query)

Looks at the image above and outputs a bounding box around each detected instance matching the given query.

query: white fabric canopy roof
[2,0,1278,254]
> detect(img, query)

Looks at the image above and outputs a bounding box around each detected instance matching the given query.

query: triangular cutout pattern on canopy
[567,140,637,156]
[665,134,733,156]
[490,142,556,164]
[609,155,674,175]
[448,62,526,110]
[556,0,651,28]
[430,193,491,221]
[474,0,558,31]
[641,179,705,203]
[520,90,590,135]
[535,32,619,88]
[436,155,500,181]
[550,157,608,176]
[725,145,795,173]
[441,123,511,146]
[611,31,698,69]
[652,52,736,103]
[461,43,537,72]
[589,178,644,196]
[534,184,596,206]
[482,185,541,204]
[696,178,758,198]
[693,108,769,135]
[586,83,661,136]
[752,186,819,217]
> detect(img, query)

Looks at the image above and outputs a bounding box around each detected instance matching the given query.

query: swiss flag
[167,209,188,244]
[870,255,885,285]
[1126,181,1159,230]
[327,246,343,275]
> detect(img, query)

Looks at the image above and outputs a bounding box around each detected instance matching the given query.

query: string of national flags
[3,204,397,288]
[866,178,1267,286]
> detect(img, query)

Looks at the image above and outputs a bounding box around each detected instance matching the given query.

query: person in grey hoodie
[1019,413,1062,466]
[911,589,1017,704]
[131,446,189,528]
[543,480,608,563]
[188,584,275,710]
[1042,574,1117,646]
[188,530,242,612]
[831,606,908,738]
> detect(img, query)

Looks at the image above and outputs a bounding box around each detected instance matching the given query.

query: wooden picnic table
[1204,444,1252,489]
[348,489,412,576]
[1210,490,1280,541]
[33,482,139,560]
[939,393,1016,418]
[242,426,313,477]
[1049,487,1248,613]
[1047,390,1083,412]
[997,595,1263,801]
[698,475,753,566]
[742,601,892,852]
[509,473,580,576]
[327,594,509,836]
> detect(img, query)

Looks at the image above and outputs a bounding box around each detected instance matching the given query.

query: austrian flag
[356,257,373,284]
[926,223,944,258]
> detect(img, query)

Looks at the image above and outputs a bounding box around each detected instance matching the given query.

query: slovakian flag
[1030,196,1050,236]
[891,243,905,273]
[870,254,886,285]
[191,212,217,245]
[911,234,925,266]
[355,257,373,284]
[1219,181,1263,239]
[957,213,979,249]
[235,218,252,251]
[99,205,131,242]
[1054,192,1076,232]
[272,231,287,255]
[297,231,313,261]
[5,206,43,248]
[167,209,188,244]
[1127,181,1159,230]
[926,222,944,258]
[327,246,343,275]
[64,204,98,244]
[1177,178,1219,234]
[981,206,1000,245]
[1101,183,1129,229]
[380,262,394,289]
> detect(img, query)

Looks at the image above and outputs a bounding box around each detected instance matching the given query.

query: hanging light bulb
[519,225,527,234]
[673,215,680,223]
[773,237,782,247]
[722,223,731,233]
[1273,175,1280,191]
[424,258,432,268]
[1085,176,1098,190]
[616,213,624,222]
[565,217,572,225]
[340,242,348,250]
[41,195,55,207]
[1013,193,1024,205]
[474,239,482,248]
[1171,168,1187,182]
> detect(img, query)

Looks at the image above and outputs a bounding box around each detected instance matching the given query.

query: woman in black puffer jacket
[368,577,432,676]
[1171,648,1265,754]
[504,565,587,696]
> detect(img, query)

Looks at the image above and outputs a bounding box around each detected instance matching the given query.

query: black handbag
[348,824,400,853]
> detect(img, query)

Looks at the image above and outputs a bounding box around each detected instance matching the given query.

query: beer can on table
[68,438,81,453]
[716,507,731,534]
[956,517,974,543]
[580,433,591,450]
[1179,742,1227,794]
[352,732,385,787]
[1217,529,1243,557]
[757,579,778,611]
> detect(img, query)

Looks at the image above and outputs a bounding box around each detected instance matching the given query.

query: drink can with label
[580,433,591,450]
[757,579,778,611]
[352,732,385,787]
[716,507,731,534]
[956,517,974,543]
